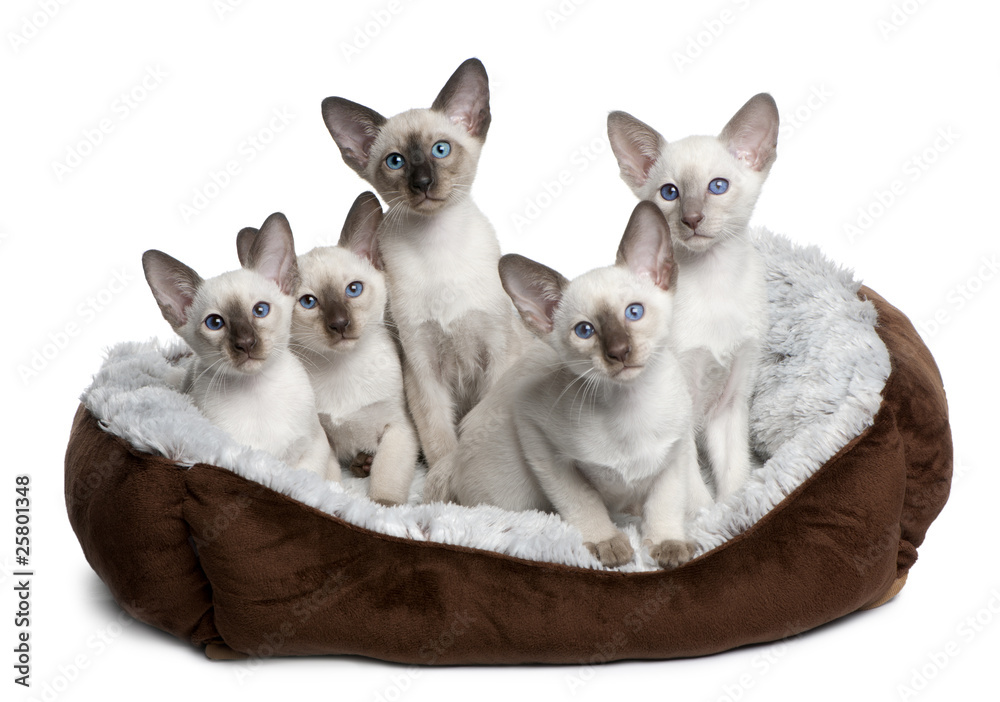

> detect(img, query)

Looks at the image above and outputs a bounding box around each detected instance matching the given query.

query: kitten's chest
[191,359,315,453]
[307,334,402,422]
[671,245,767,362]
[381,208,506,328]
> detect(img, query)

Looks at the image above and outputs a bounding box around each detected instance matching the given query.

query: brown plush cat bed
[65,233,951,664]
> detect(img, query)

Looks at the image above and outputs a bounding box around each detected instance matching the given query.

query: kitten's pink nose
[682,212,704,230]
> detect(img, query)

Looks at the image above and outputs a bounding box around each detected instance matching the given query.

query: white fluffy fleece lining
[81,230,891,572]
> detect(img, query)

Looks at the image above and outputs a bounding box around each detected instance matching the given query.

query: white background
[2,0,997,700]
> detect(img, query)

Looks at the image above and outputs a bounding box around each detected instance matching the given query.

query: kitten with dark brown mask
[142,215,336,478]
[321,59,528,496]
[238,194,418,505]
[607,94,778,501]
[441,202,700,569]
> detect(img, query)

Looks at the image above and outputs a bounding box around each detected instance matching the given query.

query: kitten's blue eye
[252,302,270,318]
[431,141,451,158]
[709,178,729,194]
[299,295,317,309]
[385,153,405,170]
[346,281,363,298]
[660,183,679,201]
[205,314,224,331]
[625,304,644,321]
[574,322,595,339]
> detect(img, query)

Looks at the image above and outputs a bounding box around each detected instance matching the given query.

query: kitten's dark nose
[604,338,631,365]
[409,164,434,193]
[682,212,704,230]
[327,316,350,336]
[233,335,257,355]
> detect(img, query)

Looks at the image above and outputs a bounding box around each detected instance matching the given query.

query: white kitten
[445,202,699,569]
[142,214,336,479]
[239,194,419,505]
[607,94,778,499]
[321,58,528,497]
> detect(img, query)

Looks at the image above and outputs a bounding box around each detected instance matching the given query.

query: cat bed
[64,231,951,663]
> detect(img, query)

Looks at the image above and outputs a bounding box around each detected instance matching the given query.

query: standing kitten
[322,58,528,494]
[607,94,778,499]
[142,214,336,478]
[238,194,418,505]
[445,202,699,569]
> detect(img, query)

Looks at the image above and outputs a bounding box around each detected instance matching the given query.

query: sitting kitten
[607,94,778,500]
[444,202,699,569]
[321,58,528,498]
[237,194,418,506]
[142,214,336,479]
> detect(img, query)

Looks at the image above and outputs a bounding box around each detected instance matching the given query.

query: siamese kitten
[444,202,699,569]
[321,58,528,494]
[237,193,418,506]
[607,94,778,500]
[142,214,336,479]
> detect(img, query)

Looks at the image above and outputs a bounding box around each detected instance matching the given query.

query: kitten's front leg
[402,352,459,472]
[519,421,633,568]
[299,420,340,482]
[643,435,698,568]
[704,344,756,499]
[367,419,419,506]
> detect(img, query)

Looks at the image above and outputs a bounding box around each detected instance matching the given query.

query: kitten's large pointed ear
[719,93,779,173]
[235,227,258,268]
[142,250,203,329]
[246,212,299,295]
[616,201,675,291]
[321,97,387,174]
[607,111,665,190]
[338,191,383,269]
[431,58,491,140]
[499,254,568,336]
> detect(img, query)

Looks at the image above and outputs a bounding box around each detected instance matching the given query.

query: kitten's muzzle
[323,299,352,338]
[409,164,434,194]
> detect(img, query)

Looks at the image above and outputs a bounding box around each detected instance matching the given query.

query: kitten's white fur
[446,203,700,569]
[141,215,335,478]
[608,94,778,499]
[285,193,418,505]
[322,59,528,494]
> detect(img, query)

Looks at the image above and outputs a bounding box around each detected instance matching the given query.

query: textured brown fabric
[63,287,952,663]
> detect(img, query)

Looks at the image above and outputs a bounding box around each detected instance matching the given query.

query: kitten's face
[322,58,490,217]
[181,270,292,375]
[608,94,778,255]
[292,246,387,353]
[637,136,764,254]
[365,110,480,214]
[552,267,672,384]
